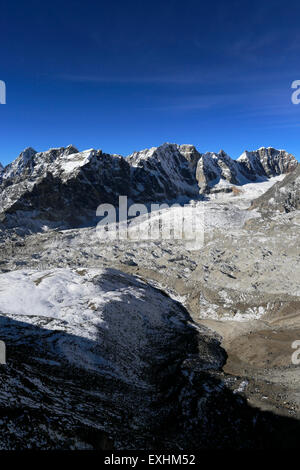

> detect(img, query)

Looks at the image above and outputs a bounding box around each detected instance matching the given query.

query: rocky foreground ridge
[0,143,297,229]
[0,267,296,449]
[0,143,300,449]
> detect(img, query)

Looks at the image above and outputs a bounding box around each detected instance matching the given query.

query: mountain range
[0,143,297,228]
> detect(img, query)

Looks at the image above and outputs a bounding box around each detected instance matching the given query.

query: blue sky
[1,0,300,165]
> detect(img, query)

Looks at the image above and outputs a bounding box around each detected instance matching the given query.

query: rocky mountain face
[251,164,300,214]
[197,147,298,194]
[196,150,243,194]
[0,146,131,228]
[0,143,297,230]
[0,143,300,449]
[0,267,198,449]
[238,147,297,179]
[128,143,201,201]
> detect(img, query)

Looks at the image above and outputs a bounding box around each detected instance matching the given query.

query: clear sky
[1,0,300,165]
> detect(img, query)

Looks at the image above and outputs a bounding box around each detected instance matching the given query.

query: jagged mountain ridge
[0,145,131,226]
[0,143,297,228]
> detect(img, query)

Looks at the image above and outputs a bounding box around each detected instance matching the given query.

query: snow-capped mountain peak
[237,147,297,179]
